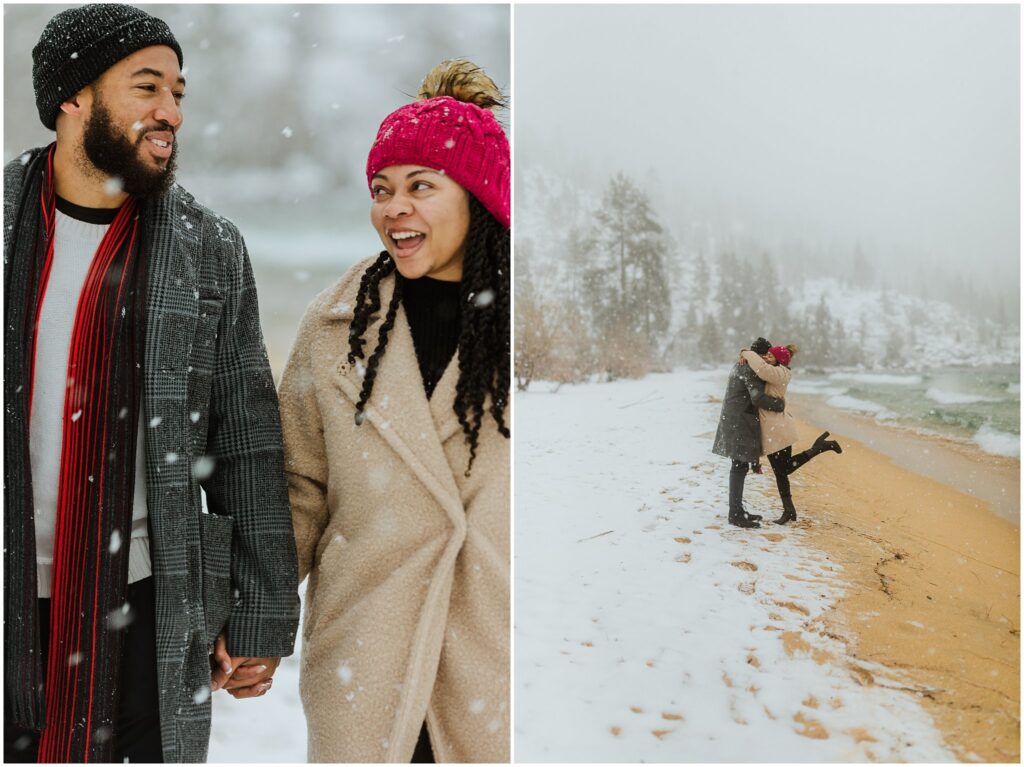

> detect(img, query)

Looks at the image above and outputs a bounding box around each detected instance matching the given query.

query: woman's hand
[210,633,281,698]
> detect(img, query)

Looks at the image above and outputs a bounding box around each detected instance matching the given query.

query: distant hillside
[517,165,1019,376]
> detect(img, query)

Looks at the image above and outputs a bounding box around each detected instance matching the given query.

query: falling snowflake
[190,412,201,423]
[193,685,211,704]
[192,456,216,480]
[109,530,122,554]
[68,651,83,667]
[336,662,354,685]
[149,416,162,428]
[71,410,82,422]
[473,289,495,308]
[165,452,179,464]
[104,177,124,196]
[282,127,294,138]
[469,699,485,714]
[106,603,133,630]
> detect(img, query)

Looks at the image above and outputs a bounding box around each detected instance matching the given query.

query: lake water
[789,365,1020,458]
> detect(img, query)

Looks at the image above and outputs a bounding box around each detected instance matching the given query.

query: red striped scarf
[11,145,147,762]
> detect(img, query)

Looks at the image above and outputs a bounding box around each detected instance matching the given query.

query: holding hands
[210,633,280,698]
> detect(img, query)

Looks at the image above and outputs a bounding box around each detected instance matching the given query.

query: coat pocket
[199,511,234,647]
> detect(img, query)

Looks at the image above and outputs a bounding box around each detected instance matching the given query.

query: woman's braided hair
[348,197,510,470]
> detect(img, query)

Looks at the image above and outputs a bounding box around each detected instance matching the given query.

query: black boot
[789,432,841,474]
[774,495,797,525]
[728,461,761,528]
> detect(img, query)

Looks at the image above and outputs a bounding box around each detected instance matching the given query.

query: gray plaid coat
[712,362,786,463]
[4,150,300,763]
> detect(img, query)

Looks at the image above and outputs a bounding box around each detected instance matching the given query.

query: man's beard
[81,96,178,199]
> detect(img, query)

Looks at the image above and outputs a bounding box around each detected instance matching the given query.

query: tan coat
[278,259,510,763]
[741,350,799,455]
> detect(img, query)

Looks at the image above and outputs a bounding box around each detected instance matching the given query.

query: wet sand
[796,394,1020,522]
[765,411,1020,761]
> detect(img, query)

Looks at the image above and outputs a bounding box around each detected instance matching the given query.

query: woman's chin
[392,258,428,281]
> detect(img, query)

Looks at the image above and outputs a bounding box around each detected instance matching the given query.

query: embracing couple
[4,4,509,764]
[712,337,842,529]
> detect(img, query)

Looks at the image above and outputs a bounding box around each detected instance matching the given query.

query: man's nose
[153,88,182,128]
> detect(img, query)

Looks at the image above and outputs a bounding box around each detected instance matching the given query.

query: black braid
[352,263,403,424]
[348,252,392,363]
[453,197,511,472]
[347,196,510,472]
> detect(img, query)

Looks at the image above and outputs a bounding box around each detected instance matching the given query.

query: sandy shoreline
[795,394,1020,523]
[758,411,1021,762]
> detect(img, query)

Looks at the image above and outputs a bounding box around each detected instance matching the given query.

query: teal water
[790,365,1020,457]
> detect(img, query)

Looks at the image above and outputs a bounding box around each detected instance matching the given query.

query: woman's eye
[372,187,390,199]
[411,181,431,192]
[137,84,157,92]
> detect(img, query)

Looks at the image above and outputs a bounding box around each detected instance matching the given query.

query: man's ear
[59,96,82,117]
[59,87,91,118]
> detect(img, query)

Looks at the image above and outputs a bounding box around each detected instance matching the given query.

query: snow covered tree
[584,173,672,375]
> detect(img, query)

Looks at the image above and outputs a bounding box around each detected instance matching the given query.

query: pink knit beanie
[366,95,510,230]
[769,345,792,366]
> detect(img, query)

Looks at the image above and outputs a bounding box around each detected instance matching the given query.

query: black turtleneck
[401,276,461,399]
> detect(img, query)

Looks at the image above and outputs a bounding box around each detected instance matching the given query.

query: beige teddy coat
[278,260,510,763]
[741,350,799,456]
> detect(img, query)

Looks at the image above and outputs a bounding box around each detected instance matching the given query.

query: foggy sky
[515,4,1019,294]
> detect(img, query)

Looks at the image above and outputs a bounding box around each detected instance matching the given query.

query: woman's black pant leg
[767,448,793,499]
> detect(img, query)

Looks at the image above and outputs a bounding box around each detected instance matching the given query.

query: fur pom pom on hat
[32,4,182,131]
[366,60,510,229]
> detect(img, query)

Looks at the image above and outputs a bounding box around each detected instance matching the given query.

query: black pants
[411,721,434,763]
[767,448,794,499]
[4,577,163,763]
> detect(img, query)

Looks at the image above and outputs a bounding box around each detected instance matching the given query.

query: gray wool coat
[4,150,300,763]
[712,362,786,463]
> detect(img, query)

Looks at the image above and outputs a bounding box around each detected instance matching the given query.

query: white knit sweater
[31,208,151,597]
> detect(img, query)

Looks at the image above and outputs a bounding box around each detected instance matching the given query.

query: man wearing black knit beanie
[4,5,299,763]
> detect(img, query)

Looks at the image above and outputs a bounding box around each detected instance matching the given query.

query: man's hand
[210,633,281,698]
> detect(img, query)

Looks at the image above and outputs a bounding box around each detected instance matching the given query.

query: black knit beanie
[32,4,183,131]
[750,337,771,355]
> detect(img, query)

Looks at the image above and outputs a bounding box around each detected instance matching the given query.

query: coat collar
[142,186,202,373]
[326,269,465,522]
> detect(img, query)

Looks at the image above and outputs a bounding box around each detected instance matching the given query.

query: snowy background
[514,5,1018,761]
[4,4,508,762]
[515,4,1019,382]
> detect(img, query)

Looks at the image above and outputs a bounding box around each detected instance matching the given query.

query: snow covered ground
[514,369,955,762]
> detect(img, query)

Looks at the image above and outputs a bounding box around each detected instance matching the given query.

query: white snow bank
[516,369,954,762]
